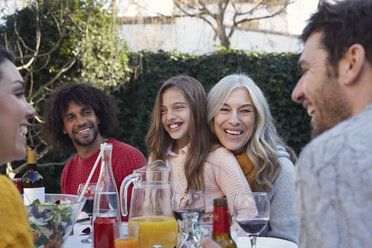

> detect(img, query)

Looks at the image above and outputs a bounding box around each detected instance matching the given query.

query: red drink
[12,178,22,193]
[94,216,118,248]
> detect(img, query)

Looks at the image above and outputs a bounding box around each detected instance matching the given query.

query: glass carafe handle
[119,173,141,216]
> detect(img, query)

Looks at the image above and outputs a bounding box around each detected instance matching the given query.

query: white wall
[118,17,302,54]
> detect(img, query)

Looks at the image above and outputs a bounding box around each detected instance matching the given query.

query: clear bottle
[212,198,237,248]
[93,143,120,248]
[21,145,45,205]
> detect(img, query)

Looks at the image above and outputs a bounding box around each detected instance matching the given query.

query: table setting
[23,149,298,248]
[66,221,298,248]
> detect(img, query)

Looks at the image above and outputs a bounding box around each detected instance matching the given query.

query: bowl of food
[24,194,86,248]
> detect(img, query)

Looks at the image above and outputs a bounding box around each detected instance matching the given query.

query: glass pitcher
[120,160,178,248]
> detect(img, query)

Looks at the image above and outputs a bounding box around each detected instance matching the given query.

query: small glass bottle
[93,143,120,248]
[21,145,45,205]
[212,198,237,248]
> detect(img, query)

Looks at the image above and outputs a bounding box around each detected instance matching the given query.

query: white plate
[237,237,298,248]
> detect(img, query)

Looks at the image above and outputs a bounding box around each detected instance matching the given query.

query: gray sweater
[295,104,372,248]
[257,146,299,244]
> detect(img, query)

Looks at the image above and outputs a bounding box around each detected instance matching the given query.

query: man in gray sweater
[291,0,372,247]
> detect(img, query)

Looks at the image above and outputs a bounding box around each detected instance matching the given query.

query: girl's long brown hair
[145,75,210,191]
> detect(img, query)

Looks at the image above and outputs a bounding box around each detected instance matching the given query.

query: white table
[65,222,298,248]
[65,221,91,247]
[236,237,297,248]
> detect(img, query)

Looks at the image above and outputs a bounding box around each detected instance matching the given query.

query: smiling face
[213,87,256,154]
[292,31,351,137]
[0,59,36,164]
[161,86,191,152]
[62,101,100,148]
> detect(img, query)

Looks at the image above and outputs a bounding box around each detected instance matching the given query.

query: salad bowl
[23,194,86,248]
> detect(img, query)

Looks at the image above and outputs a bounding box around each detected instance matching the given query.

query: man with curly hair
[43,83,146,220]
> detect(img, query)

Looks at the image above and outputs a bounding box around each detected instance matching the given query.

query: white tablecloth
[236,237,297,248]
[65,221,91,248]
[65,222,298,248]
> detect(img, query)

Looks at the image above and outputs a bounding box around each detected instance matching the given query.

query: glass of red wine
[233,192,270,248]
[172,191,205,222]
[77,183,96,244]
[172,191,205,247]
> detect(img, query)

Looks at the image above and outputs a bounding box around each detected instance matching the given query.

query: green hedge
[114,50,311,158]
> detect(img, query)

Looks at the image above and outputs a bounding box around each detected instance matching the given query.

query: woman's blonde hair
[207,74,296,192]
[145,75,210,191]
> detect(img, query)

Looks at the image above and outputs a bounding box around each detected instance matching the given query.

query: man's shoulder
[109,138,143,154]
[306,109,372,150]
[65,153,79,165]
[108,138,146,165]
[298,109,372,171]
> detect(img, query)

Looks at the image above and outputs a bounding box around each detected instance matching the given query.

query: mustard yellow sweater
[0,175,34,248]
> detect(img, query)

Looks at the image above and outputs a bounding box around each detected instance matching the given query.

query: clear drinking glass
[233,192,270,248]
[77,183,96,244]
[77,183,96,216]
[113,222,139,248]
[172,191,205,247]
[172,191,205,222]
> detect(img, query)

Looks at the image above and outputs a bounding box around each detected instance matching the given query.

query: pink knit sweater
[167,145,252,228]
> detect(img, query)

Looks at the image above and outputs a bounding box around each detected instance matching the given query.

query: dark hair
[0,48,15,79]
[145,75,211,191]
[43,83,119,152]
[301,0,372,72]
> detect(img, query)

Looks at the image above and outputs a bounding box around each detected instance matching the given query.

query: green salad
[29,199,74,248]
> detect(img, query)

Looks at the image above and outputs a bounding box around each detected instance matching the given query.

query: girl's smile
[161,86,191,152]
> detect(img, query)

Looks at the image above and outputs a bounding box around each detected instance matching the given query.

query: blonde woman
[207,74,298,244]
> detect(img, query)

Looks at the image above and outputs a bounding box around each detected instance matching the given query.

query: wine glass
[77,183,96,244]
[172,191,205,222]
[233,192,270,248]
[172,191,205,247]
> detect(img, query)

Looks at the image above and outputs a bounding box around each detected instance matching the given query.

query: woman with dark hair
[0,47,36,247]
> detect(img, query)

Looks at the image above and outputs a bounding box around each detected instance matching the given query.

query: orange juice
[114,237,139,248]
[129,216,178,248]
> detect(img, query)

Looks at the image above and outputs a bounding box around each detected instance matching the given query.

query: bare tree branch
[29,55,78,101]
[171,0,295,48]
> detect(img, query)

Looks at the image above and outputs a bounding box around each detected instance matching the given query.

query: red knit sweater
[60,138,146,220]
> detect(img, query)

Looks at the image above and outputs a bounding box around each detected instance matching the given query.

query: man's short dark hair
[43,83,119,152]
[0,47,15,79]
[301,0,372,71]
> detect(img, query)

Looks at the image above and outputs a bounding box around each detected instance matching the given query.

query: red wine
[83,198,94,215]
[237,218,268,234]
[173,208,205,222]
[94,216,118,248]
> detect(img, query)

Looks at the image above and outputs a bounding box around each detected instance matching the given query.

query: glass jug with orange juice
[120,160,178,248]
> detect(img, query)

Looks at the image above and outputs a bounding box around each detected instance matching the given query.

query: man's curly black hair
[42,83,119,153]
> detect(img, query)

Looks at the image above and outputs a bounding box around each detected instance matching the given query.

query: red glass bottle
[212,198,237,248]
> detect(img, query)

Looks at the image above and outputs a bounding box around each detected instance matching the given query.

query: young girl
[145,75,252,224]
